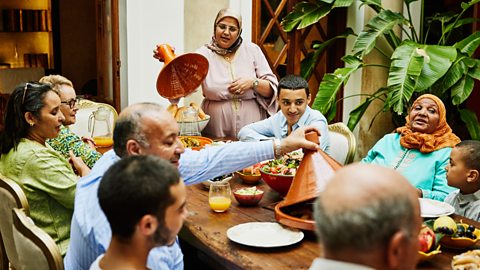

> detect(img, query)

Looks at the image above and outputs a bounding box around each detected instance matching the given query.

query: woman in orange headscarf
[362,94,461,201]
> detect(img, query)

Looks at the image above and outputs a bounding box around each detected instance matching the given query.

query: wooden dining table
[179,173,480,269]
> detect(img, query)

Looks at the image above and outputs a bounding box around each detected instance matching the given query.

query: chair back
[12,208,63,270]
[327,122,357,165]
[69,99,118,138]
[0,175,29,269]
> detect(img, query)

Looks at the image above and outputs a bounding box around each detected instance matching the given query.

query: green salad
[261,151,303,175]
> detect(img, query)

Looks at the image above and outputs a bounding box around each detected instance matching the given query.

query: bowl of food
[235,163,263,185]
[259,152,302,196]
[439,222,480,249]
[179,136,213,150]
[202,174,233,190]
[233,187,264,206]
[418,224,442,262]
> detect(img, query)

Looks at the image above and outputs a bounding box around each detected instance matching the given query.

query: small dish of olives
[439,223,480,249]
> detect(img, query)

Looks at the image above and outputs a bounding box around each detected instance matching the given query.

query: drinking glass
[209,182,231,212]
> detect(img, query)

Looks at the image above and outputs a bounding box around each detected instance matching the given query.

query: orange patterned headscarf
[396,94,460,153]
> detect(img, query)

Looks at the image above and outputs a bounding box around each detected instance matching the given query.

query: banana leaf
[281,1,334,32]
[301,28,355,79]
[445,18,480,34]
[451,75,474,105]
[352,10,407,57]
[454,31,480,56]
[359,0,382,13]
[459,109,480,140]
[312,56,362,119]
[332,0,355,8]
[386,42,424,114]
[346,87,388,130]
[440,56,468,93]
[467,59,480,80]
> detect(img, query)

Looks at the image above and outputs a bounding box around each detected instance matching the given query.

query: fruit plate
[419,198,455,218]
[440,223,480,249]
[227,222,304,248]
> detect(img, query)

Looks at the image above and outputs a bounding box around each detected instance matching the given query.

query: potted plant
[282,0,480,139]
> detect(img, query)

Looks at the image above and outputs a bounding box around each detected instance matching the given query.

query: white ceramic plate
[227,222,304,248]
[419,198,455,218]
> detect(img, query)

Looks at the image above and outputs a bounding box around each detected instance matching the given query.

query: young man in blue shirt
[238,74,330,153]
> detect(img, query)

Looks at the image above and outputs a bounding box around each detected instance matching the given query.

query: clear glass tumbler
[208,182,232,213]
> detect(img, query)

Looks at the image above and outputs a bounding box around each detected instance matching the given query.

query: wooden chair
[327,122,357,165]
[69,98,118,138]
[0,174,29,270]
[12,208,64,270]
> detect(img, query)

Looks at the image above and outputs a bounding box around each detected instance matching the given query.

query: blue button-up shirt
[238,106,330,154]
[64,140,274,270]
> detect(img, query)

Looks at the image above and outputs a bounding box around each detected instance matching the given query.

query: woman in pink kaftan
[196,8,278,139]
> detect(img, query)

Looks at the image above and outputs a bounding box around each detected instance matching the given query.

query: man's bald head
[113,103,166,157]
[314,163,420,253]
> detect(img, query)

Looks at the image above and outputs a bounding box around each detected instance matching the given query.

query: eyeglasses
[216,23,239,33]
[22,83,30,104]
[61,98,80,109]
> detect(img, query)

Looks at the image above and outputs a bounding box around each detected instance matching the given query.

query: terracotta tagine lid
[155,44,209,99]
[275,131,342,231]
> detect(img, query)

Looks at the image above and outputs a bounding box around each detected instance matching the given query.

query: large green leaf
[451,75,474,105]
[281,2,333,32]
[461,0,480,10]
[445,18,480,34]
[352,10,406,57]
[454,32,480,56]
[301,28,355,79]
[414,44,457,91]
[359,0,382,13]
[459,109,480,140]
[333,0,354,8]
[440,56,467,92]
[467,59,480,80]
[386,42,425,114]
[346,88,388,130]
[312,56,363,118]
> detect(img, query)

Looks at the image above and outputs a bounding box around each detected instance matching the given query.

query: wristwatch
[252,79,259,91]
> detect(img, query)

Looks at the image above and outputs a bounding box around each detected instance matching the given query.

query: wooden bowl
[235,171,262,185]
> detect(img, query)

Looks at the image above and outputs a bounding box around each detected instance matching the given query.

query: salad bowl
[260,152,302,196]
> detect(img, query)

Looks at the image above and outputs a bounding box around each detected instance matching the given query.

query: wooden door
[96,0,120,112]
[252,0,346,121]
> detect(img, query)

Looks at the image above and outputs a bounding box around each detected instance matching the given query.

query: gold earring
[29,122,34,127]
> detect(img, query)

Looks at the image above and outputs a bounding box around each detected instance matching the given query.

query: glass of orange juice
[209,182,231,212]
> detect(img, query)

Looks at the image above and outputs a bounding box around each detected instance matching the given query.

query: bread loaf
[190,102,206,120]
[175,106,189,121]
[167,104,178,117]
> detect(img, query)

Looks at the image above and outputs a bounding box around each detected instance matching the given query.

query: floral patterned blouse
[47,125,101,168]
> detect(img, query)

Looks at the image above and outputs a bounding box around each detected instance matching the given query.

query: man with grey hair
[310,163,422,270]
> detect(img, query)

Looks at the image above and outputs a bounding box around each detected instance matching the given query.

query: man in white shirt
[310,163,422,270]
[238,74,330,154]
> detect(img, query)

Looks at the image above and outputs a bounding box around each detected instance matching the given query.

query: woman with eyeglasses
[154,8,278,139]
[40,75,101,168]
[0,82,90,255]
